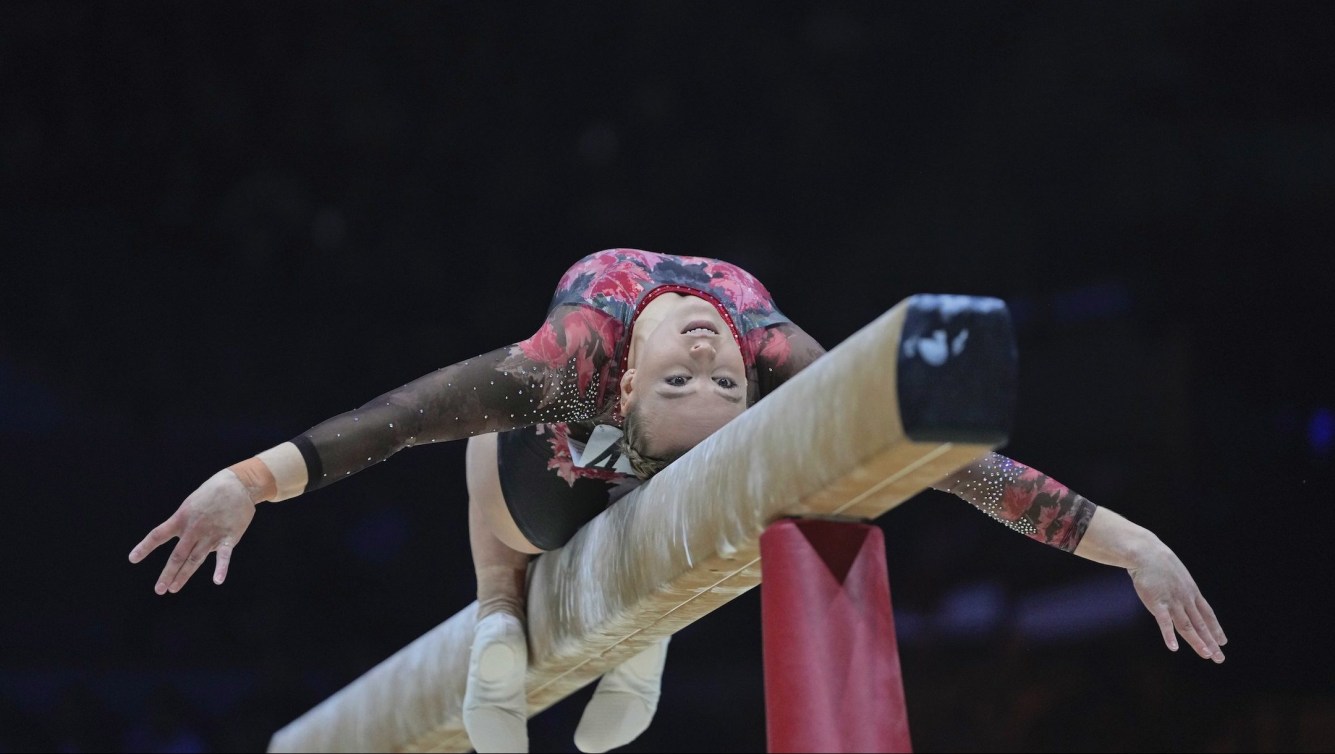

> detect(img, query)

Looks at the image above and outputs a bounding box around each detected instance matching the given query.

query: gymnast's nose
[689,340,717,360]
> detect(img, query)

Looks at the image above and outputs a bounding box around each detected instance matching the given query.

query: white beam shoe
[573,637,670,753]
[463,612,529,753]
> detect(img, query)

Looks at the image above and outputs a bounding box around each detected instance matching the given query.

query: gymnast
[129,248,1227,753]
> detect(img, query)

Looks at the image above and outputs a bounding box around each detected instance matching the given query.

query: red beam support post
[760,517,911,753]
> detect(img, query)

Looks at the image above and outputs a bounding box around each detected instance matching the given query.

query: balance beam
[268,294,1017,753]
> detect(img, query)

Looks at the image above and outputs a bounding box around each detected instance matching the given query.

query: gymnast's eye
[665,375,689,387]
[715,377,738,389]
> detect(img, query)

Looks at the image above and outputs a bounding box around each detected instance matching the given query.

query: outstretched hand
[129,470,256,594]
[1128,543,1228,663]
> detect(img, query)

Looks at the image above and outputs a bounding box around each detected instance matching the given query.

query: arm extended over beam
[268,294,1017,753]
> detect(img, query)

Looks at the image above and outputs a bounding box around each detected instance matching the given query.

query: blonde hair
[618,406,686,480]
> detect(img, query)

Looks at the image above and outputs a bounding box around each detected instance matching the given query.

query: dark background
[3,2,1333,752]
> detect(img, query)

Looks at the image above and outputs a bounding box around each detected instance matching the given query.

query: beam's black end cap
[897,294,1017,447]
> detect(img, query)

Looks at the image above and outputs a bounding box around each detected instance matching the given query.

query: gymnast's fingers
[1152,606,1178,651]
[1172,605,1214,661]
[213,539,239,585]
[129,513,182,565]
[158,537,207,595]
[1188,603,1224,663]
[1197,595,1227,646]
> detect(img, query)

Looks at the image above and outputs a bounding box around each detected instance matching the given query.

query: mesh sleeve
[931,452,1097,552]
[747,322,828,401]
[291,304,623,493]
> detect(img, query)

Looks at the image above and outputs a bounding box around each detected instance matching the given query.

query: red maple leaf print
[518,321,567,368]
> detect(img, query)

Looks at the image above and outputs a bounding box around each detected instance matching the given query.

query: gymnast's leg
[464,433,540,754]
[466,430,669,753]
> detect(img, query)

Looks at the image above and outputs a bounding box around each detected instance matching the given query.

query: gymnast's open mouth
[681,320,718,336]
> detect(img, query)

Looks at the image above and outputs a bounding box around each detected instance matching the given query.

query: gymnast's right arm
[129,305,623,594]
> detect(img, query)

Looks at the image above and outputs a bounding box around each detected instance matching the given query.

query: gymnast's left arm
[933,452,1228,663]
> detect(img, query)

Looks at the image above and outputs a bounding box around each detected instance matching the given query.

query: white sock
[574,637,670,753]
[463,612,529,753]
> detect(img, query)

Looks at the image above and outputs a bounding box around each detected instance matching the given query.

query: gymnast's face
[620,298,749,456]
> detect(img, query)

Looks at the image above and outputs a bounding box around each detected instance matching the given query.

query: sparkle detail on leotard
[933,452,1097,552]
